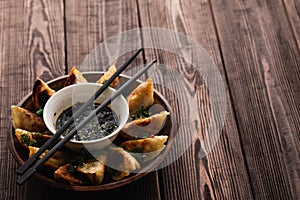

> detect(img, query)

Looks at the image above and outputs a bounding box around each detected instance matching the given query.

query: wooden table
[1,0,299,199]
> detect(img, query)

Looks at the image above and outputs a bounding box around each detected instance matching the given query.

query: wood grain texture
[64,0,161,199]
[1,0,299,199]
[0,0,65,199]
[65,0,144,74]
[137,0,253,199]
[211,0,300,199]
[282,0,300,51]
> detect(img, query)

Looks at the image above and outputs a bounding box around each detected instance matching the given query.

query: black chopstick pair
[16,48,157,185]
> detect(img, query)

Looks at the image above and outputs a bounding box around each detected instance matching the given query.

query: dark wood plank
[0,0,65,199]
[65,0,143,74]
[27,171,160,200]
[137,0,253,199]
[211,0,300,199]
[65,1,161,199]
[282,0,300,50]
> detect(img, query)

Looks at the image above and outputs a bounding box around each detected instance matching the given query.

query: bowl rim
[43,82,129,144]
[8,71,175,191]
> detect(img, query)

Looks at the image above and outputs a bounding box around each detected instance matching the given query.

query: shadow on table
[26,171,158,200]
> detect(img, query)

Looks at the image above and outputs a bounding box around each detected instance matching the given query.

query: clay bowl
[8,72,174,191]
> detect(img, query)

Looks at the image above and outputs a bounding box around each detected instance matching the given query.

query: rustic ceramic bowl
[8,72,174,191]
[43,82,129,152]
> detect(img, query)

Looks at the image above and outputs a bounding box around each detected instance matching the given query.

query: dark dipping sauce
[56,102,119,141]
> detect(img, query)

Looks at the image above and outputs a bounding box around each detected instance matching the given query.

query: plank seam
[63,0,68,75]
[207,0,256,199]
[260,42,298,200]
[135,0,147,74]
[281,0,300,54]
[135,1,162,199]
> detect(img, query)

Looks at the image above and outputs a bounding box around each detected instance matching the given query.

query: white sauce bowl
[43,83,129,152]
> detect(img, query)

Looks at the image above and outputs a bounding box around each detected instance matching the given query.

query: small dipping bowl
[43,83,129,152]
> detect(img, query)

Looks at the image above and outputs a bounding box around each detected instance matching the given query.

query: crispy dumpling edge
[64,66,88,87]
[97,65,120,87]
[106,147,141,181]
[120,135,169,153]
[54,163,83,185]
[119,111,170,139]
[28,146,70,170]
[77,154,107,185]
[11,105,47,132]
[127,78,154,115]
[32,78,55,109]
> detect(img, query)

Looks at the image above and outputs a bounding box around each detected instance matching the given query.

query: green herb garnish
[68,165,76,174]
[20,134,30,145]
[131,107,151,120]
[20,134,37,146]
[68,148,93,174]
[36,108,43,116]
[28,139,37,146]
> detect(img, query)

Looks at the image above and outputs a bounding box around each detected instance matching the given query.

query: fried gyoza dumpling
[11,106,47,132]
[127,78,154,115]
[97,65,119,87]
[64,66,88,87]
[120,111,170,139]
[120,135,168,153]
[77,154,107,185]
[15,128,52,148]
[106,147,140,181]
[32,78,55,109]
[54,164,83,185]
[120,135,168,162]
[28,146,70,169]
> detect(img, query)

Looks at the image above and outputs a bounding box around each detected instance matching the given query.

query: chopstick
[16,48,144,175]
[16,58,157,185]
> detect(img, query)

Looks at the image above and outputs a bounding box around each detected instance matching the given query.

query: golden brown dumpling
[120,135,168,162]
[14,128,51,148]
[11,105,47,132]
[32,78,55,109]
[97,65,119,87]
[120,135,168,153]
[120,111,170,139]
[64,66,88,87]
[28,146,70,169]
[54,164,83,185]
[77,154,107,185]
[106,147,140,181]
[127,78,154,115]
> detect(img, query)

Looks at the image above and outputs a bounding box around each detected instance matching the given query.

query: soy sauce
[56,103,119,141]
